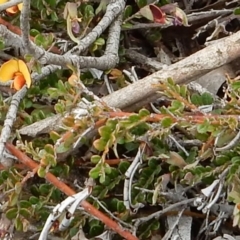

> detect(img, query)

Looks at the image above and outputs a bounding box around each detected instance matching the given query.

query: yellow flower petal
[6,5,19,14]
[0,0,8,3]
[0,59,19,82]
[18,60,31,88]
[68,74,78,86]
[17,3,22,11]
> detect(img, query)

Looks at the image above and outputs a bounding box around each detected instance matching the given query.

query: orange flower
[0,0,22,14]
[0,59,32,90]
[6,3,22,14]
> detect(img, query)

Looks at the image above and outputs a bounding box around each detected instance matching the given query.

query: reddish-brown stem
[5,143,139,240]
[105,111,238,125]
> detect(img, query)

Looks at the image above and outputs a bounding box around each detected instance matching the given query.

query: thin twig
[133,198,195,228]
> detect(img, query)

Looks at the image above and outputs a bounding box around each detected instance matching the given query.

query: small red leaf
[149,4,166,23]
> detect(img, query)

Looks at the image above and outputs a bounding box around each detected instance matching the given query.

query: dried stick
[103,30,240,109]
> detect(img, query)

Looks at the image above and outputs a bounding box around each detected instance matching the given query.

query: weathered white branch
[103,30,240,109]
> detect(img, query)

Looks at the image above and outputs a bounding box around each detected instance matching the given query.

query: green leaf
[45,0,56,8]
[106,119,118,129]
[69,227,79,238]
[129,114,141,122]
[98,187,108,199]
[122,23,133,29]
[22,98,33,109]
[89,166,101,179]
[108,168,119,178]
[51,11,58,21]
[104,163,112,174]
[91,155,101,164]
[0,39,5,50]
[94,38,105,46]
[117,200,126,212]
[232,156,240,163]
[109,198,118,211]
[139,108,150,117]
[124,5,132,19]
[55,102,65,114]
[34,33,45,46]
[234,8,240,15]
[30,185,39,196]
[84,5,95,19]
[136,191,146,202]
[29,196,39,205]
[44,144,55,155]
[98,126,113,139]
[92,185,104,196]
[229,164,239,176]
[228,190,240,203]
[40,157,49,166]
[215,155,230,165]
[93,139,107,151]
[148,158,159,168]
[19,200,32,208]
[95,0,107,15]
[1,170,9,180]
[57,80,67,93]
[24,115,33,125]
[50,131,61,142]
[101,175,111,186]
[9,192,19,207]
[161,117,173,128]
[191,93,202,106]
[62,164,70,176]
[19,208,31,218]
[47,88,60,98]
[55,142,70,154]
[151,220,160,230]
[197,121,209,134]
[45,153,57,167]
[201,92,213,105]
[15,182,22,195]
[169,100,184,112]
[14,217,23,231]
[89,224,103,237]
[39,184,51,195]
[99,173,106,184]
[118,161,130,174]
[51,189,61,201]
[6,208,18,220]
[179,85,187,98]
[136,0,147,8]
[232,82,240,94]
[30,29,40,37]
